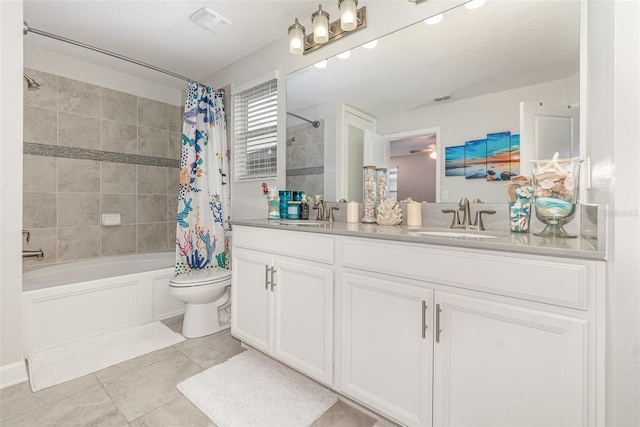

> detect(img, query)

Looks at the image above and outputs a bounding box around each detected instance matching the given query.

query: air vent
[189,8,231,34]
[433,95,452,102]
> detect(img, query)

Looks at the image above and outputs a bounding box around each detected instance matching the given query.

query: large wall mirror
[286,0,580,203]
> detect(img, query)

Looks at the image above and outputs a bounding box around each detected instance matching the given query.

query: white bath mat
[26,321,185,392]
[177,349,337,427]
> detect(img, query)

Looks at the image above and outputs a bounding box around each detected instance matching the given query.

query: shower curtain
[175,84,231,275]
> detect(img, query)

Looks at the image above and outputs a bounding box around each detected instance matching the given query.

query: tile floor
[0,316,379,426]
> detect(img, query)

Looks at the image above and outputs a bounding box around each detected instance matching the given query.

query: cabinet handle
[270,267,277,291]
[265,265,271,290]
[435,303,442,343]
[422,300,428,339]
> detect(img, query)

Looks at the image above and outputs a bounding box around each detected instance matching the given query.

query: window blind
[233,78,278,180]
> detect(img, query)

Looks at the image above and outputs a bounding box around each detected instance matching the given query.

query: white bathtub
[22,252,184,354]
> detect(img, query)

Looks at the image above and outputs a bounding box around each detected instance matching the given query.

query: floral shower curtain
[175,84,231,275]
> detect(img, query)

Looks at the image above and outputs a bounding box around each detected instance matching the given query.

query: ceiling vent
[433,95,452,102]
[189,8,231,34]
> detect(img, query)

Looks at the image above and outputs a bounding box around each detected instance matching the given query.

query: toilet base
[182,298,230,339]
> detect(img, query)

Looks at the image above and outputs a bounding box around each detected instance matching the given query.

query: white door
[339,105,377,202]
[231,248,273,353]
[363,129,390,170]
[520,102,580,176]
[273,258,334,385]
[341,272,433,427]
[433,292,587,427]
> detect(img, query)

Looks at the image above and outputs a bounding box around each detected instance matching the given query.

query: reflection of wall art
[464,139,487,179]
[510,134,520,176]
[445,145,466,176]
[486,131,512,181]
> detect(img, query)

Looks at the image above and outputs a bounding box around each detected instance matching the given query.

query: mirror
[286,0,580,203]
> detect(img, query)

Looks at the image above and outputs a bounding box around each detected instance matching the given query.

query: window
[233,78,278,180]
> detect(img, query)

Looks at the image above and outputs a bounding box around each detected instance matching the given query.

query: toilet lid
[169,268,231,287]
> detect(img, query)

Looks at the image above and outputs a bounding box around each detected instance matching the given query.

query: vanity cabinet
[341,271,433,427]
[231,226,334,385]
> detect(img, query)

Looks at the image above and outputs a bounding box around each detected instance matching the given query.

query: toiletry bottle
[300,200,309,220]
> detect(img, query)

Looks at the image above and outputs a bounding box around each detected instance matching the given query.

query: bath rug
[177,349,337,427]
[26,321,185,392]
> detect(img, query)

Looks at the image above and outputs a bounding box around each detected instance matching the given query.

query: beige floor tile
[161,314,184,333]
[102,351,202,421]
[176,329,245,369]
[130,395,217,427]
[95,346,179,384]
[1,385,127,427]
[0,374,99,423]
[311,400,377,427]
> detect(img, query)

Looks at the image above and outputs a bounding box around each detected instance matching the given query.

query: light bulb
[312,5,330,44]
[339,0,358,31]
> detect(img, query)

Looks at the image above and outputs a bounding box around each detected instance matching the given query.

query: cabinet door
[341,272,433,427]
[231,248,273,353]
[433,292,587,427]
[273,258,334,385]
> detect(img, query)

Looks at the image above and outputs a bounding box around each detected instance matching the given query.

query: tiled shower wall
[22,68,182,267]
[285,120,325,197]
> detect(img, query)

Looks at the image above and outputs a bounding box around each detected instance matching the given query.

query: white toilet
[169,268,231,339]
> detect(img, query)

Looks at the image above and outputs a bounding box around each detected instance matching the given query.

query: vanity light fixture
[288,2,366,55]
[424,13,443,25]
[465,0,486,10]
[288,19,306,55]
[312,5,330,44]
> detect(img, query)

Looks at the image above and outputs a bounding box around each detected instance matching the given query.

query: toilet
[169,268,231,339]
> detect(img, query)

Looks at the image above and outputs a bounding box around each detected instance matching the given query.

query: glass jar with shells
[362,165,377,223]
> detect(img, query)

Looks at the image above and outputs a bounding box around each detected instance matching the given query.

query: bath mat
[26,321,185,392]
[177,349,337,427]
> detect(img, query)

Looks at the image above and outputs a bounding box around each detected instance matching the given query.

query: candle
[406,202,422,227]
[347,201,359,223]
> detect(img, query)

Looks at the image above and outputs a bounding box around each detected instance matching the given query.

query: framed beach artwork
[486,131,511,181]
[464,139,487,179]
[445,145,466,176]
[510,134,521,176]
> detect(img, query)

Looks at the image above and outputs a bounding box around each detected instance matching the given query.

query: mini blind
[233,78,278,180]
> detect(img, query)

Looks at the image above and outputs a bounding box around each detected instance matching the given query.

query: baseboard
[0,360,28,389]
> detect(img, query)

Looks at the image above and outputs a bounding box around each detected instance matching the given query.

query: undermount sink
[408,229,498,239]
[274,220,329,226]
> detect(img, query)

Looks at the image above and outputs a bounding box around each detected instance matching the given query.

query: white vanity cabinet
[340,271,434,427]
[231,226,334,385]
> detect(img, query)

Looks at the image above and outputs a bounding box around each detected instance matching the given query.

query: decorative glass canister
[279,190,292,218]
[506,176,533,232]
[375,168,388,202]
[362,165,377,223]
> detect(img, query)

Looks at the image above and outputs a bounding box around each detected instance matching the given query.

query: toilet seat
[169,268,231,288]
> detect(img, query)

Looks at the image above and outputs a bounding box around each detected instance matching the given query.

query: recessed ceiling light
[465,0,486,10]
[362,39,378,49]
[189,7,231,34]
[314,60,328,69]
[337,50,351,59]
[424,13,443,25]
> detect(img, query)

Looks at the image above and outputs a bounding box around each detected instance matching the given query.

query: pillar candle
[346,201,359,223]
[406,202,422,227]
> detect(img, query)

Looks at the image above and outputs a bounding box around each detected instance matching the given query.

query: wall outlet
[441,190,449,201]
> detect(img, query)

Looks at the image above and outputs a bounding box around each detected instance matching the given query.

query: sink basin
[408,229,498,239]
[274,220,329,226]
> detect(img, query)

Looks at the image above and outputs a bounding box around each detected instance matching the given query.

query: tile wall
[285,120,325,197]
[22,68,182,267]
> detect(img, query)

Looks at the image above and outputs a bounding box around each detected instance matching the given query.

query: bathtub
[22,252,184,355]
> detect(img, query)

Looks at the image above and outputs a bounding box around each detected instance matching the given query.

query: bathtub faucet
[22,249,44,258]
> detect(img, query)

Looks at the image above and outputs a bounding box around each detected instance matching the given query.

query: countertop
[231,218,606,261]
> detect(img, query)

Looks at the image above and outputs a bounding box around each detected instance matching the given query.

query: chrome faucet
[312,198,339,222]
[442,197,495,231]
[22,229,45,258]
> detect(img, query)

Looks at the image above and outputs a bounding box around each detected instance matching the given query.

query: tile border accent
[24,142,180,168]
[286,166,324,177]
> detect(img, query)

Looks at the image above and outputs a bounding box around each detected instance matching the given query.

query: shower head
[23,73,41,91]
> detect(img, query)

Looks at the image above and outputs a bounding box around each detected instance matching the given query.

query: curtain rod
[287,112,320,128]
[23,21,210,88]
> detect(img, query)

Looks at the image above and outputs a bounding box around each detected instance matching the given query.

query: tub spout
[22,249,44,258]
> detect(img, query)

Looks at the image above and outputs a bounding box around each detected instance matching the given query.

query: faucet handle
[22,230,30,243]
[471,209,496,231]
[442,209,461,228]
[329,206,339,222]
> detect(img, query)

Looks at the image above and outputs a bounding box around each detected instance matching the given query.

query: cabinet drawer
[342,238,589,310]
[234,226,334,264]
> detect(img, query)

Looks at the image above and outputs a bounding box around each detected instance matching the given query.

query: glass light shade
[424,13,443,25]
[288,19,305,55]
[465,0,486,10]
[312,6,330,44]
[337,50,351,59]
[313,60,328,69]
[362,39,378,49]
[339,0,358,31]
